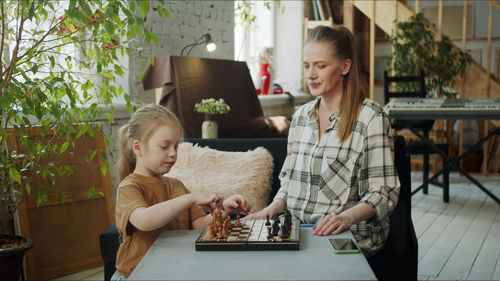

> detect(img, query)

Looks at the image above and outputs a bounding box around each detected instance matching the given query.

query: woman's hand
[223,194,251,214]
[313,213,354,236]
[190,192,223,212]
[242,208,272,220]
[243,199,286,220]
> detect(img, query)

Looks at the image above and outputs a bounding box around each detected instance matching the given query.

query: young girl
[112,104,250,280]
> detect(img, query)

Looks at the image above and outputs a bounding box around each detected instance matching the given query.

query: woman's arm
[243,198,286,220]
[314,109,399,236]
[313,202,374,235]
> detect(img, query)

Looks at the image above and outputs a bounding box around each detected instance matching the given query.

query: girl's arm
[192,194,252,229]
[129,192,221,232]
[192,214,212,229]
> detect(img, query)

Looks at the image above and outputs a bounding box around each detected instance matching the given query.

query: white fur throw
[166,143,274,212]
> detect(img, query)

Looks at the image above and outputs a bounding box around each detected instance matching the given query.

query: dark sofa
[99,137,417,281]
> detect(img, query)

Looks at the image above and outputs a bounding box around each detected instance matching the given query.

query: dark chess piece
[272,217,280,236]
[280,223,289,239]
[284,210,292,225]
[267,225,273,240]
[265,214,271,226]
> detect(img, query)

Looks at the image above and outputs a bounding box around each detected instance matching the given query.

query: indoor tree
[0,0,168,238]
[385,13,471,96]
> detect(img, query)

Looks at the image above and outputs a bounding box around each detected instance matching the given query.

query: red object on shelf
[259,64,270,95]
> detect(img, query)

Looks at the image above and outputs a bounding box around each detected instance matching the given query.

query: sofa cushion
[166,142,274,212]
[184,138,287,204]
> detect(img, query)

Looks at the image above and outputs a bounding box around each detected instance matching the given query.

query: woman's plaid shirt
[275,98,400,256]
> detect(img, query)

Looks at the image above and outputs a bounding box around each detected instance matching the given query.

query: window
[234,1,275,85]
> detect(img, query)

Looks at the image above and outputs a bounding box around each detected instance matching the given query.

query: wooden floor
[53,172,500,281]
[412,172,500,281]
[51,266,104,281]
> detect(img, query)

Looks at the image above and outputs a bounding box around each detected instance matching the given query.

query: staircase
[353,0,500,128]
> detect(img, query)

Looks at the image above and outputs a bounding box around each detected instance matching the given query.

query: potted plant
[0,1,168,279]
[194,98,231,138]
[385,13,471,97]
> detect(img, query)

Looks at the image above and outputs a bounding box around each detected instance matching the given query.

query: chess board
[195,219,300,251]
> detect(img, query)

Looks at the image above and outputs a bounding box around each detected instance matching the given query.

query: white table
[129,226,376,280]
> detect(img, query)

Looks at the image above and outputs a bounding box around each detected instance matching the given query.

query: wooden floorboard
[412,185,464,238]
[493,254,500,281]
[411,187,447,224]
[436,195,499,280]
[414,174,500,281]
[416,184,473,263]
[51,266,104,281]
[467,206,500,280]
[419,187,486,279]
[83,269,104,281]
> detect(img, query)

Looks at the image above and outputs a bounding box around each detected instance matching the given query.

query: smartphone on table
[328,238,360,254]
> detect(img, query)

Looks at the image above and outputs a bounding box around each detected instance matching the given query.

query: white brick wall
[107,0,234,193]
[129,0,235,104]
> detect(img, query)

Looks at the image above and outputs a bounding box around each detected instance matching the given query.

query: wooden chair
[303,17,334,44]
[384,70,450,201]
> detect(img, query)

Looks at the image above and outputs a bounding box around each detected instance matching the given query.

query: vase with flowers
[194,98,231,138]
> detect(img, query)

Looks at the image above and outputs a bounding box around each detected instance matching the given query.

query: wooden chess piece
[217,226,223,239]
[208,221,215,239]
[217,209,223,227]
[236,215,242,227]
[222,217,230,237]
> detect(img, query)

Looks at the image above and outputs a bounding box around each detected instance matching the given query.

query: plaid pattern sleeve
[274,112,299,203]
[276,98,400,256]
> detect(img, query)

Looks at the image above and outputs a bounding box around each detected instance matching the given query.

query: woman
[245,25,400,258]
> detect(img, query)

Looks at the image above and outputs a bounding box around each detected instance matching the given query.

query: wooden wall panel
[9,126,114,280]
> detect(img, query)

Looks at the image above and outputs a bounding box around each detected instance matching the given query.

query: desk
[128,227,376,280]
[385,98,500,204]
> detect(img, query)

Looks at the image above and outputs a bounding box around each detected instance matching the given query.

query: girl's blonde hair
[118,104,183,181]
[306,25,366,142]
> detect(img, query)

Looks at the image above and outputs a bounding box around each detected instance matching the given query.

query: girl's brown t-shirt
[114,173,206,277]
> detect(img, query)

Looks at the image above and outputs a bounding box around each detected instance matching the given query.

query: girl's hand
[191,192,223,212]
[223,194,251,213]
[312,213,354,236]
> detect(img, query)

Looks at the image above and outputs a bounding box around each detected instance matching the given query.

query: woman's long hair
[306,25,366,142]
[117,104,183,181]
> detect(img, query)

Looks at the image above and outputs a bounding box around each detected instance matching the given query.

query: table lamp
[181,33,217,56]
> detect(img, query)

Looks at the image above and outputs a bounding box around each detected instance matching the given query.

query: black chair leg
[423,152,429,194]
[443,164,449,202]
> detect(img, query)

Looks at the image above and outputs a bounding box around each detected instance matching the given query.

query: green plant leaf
[9,167,21,183]
[61,141,69,153]
[0,0,171,235]
[88,187,97,200]
[101,163,109,174]
[139,0,149,19]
